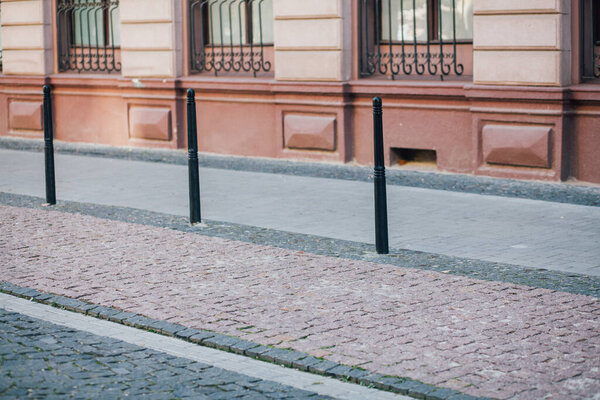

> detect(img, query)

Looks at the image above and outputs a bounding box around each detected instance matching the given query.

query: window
[57,0,121,73]
[359,0,473,79]
[189,0,273,76]
[582,0,600,79]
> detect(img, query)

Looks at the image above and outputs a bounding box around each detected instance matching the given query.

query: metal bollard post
[43,85,56,205]
[186,88,201,224]
[372,96,389,254]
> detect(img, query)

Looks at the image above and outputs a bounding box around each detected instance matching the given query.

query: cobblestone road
[2,204,600,399]
[0,307,330,399]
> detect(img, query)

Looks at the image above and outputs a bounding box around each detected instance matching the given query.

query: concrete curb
[1,136,599,207]
[0,281,492,400]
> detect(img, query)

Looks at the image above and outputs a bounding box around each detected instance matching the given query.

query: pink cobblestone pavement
[1,204,600,400]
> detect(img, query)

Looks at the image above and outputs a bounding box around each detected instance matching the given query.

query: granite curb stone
[1,136,598,207]
[2,192,599,298]
[0,281,493,400]
[244,345,273,359]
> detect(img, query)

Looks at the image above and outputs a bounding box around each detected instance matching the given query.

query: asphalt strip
[0,292,409,400]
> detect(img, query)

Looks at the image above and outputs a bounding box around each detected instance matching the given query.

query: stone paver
[1,149,599,276]
[0,307,335,400]
[1,204,600,399]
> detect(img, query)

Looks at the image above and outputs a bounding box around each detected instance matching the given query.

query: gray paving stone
[175,327,201,339]
[326,365,356,378]
[122,315,153,328]
[203,334,244,351]
[87,305,120,319]
[264,349,307,365]
[446,394,486,400]
[308,360,340,375]
[426,388,464,400]
[108,311,138,323]
[260,348,302,364]
[245,345,274,358]
[292,355,323,372]
[189,330,218,344]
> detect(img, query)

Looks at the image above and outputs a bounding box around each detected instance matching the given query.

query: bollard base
[41,203,54,207]
[361,250,396,258]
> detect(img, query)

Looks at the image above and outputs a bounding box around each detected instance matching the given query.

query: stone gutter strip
[2,192,599,298]
[1,136,598,207]
[0,282,491,400]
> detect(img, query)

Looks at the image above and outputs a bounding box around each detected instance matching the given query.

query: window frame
[188,0,273,76]
[358,0,473,79]
[582,0,600,79]
[200,0,271,46]
[56,0,121,73]
[378,0,473,45]
[0,1,3,72]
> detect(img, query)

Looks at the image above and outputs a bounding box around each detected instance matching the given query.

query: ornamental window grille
[359,0,473,79]
[583,0,600,79]
[57,0,121,73]
[189,0,273,76]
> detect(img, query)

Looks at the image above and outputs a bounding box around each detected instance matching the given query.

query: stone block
[9,101,43,131]
[121,50,176,77]
[275,18,342,49]
[1,1,44,25]
[1,25,50,49]
[474,0,564,13]
[120,22,174,50]
[307,359,339,374]
[274,0,339,18]
[128,107,172,141]
[120,0,173,22]
[188,331,217,344]
[1,49,51,75]
[474,50,568,86]
[275,50,346,81]
[482,124,552,168]
[474,14,561,49]
[284,114,336,151]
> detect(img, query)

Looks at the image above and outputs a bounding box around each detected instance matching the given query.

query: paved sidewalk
[2,204,599,399]
[1,149,599,276]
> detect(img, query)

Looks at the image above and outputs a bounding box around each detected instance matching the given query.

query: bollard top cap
[187,88,195,97]
[372,96,382,106]
[43,85,51,95]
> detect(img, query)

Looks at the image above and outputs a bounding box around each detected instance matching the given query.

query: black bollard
[187,88,201,224]
[372,97,389,254]
[43,85,56,205]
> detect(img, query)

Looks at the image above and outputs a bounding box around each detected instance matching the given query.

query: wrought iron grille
[189,0,273,76]
[57,0,121,73]
[359,0,472,79]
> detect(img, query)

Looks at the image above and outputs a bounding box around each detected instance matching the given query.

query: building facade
[0,0,599,183]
